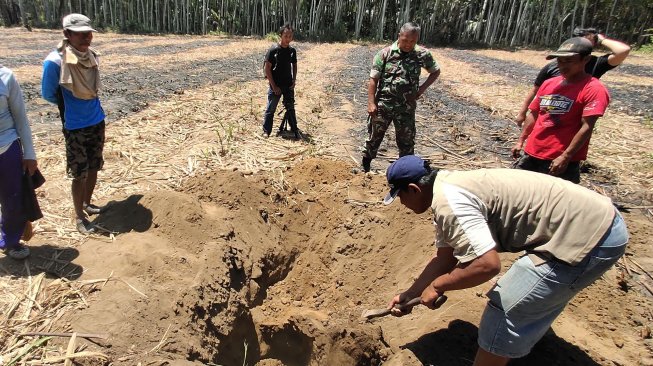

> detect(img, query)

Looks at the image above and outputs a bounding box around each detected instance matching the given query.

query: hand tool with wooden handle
[361,294,448,320]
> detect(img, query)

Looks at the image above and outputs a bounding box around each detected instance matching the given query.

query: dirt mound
[59,158,651,365]
[67,160,400,365]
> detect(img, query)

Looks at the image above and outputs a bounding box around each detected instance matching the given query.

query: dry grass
[0,274,112,364]
[1,31,359,364]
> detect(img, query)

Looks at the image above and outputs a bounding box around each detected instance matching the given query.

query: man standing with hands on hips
[42,13,107,234]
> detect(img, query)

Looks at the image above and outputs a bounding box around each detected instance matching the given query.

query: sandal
[84,203,105,215]
[76,218,96,235]
[3,244,30,259]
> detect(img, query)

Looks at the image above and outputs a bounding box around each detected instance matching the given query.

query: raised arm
[597,34,631,67]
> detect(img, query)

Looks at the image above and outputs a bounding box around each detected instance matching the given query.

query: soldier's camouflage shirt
[369,41,439,104]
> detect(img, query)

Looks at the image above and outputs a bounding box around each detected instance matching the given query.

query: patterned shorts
[63,121,105,179]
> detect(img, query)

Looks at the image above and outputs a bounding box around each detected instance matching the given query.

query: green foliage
[208,30,230,36]
[6,0,653,47]
[122,19,149,34]
[638,43,653,53]
[264,32,280,42]
[637,28,653,53]
[642,116,653,129]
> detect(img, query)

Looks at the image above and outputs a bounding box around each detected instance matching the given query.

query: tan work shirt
[431,169,615,265]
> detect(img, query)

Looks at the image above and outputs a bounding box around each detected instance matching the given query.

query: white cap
[63,13,97,32]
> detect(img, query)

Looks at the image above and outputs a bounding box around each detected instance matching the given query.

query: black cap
[546,37,593,60]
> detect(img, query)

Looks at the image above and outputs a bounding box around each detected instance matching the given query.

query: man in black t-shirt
[515,27,630,127]
[262,24,298,138]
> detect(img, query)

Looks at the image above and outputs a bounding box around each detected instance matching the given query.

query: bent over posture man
[42,13,106,234]
[382,155,628,366]
[361,22,440,172]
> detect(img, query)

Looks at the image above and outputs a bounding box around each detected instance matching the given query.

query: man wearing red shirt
[511,37,610,183]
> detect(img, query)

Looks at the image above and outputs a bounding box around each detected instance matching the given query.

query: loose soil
[1,28,652,365]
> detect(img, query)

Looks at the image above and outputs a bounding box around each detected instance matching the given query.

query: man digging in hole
[382,155,628,366]
[42,13,107,234]
[361,22,440,172]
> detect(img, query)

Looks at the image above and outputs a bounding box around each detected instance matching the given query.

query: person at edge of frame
[381,154,628,366]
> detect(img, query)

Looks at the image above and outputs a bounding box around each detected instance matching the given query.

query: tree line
[1,0,651,47]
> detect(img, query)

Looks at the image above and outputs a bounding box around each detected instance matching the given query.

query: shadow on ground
[92,194,153,234]
[402,319,600,366]
[0,244,82,279]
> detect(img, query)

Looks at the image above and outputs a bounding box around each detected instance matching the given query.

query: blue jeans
[262,86,297,135]
[0,140,27,250]
[478,210,628,358]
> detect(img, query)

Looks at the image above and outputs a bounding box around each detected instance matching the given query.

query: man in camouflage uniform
[361,22,440,172]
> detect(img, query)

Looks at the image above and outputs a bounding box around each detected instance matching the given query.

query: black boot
[361,156,372,172]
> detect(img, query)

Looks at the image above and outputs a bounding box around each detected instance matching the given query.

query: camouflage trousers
[362,101,416,159]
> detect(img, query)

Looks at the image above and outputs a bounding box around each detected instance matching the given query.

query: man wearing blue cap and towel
[381,155,628,366]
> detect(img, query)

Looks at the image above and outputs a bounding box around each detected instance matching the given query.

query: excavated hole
[174,163,393,365]
[258,322,314,366]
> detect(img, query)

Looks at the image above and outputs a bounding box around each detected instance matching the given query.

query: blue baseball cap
[383,155,430,205]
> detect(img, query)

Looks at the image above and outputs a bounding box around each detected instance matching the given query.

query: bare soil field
[1,27,652,365]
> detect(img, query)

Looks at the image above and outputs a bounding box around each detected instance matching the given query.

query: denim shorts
[478,210,628,358]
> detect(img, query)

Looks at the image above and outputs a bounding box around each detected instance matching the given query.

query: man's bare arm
[368,78,379,116]
[417,69,440,98]
[597,34,631,67]
[549,116,598,176]
[515,85,539,127]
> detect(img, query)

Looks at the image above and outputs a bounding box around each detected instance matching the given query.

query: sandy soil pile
[53,158,650,365]
[67,159,394,365]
